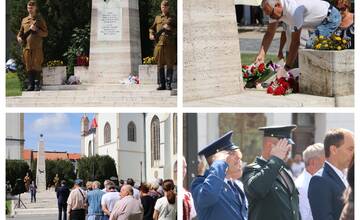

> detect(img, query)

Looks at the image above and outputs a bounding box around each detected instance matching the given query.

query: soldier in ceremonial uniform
[149,0,177,90]
[191,131,248,220]
[17,0,48,91]
[242,125,301,220]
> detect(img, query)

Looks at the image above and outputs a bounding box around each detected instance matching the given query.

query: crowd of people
[56,178,177,220]
[187,126,354,220]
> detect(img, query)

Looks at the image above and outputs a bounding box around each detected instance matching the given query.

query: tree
[77,155,118,187]
[6,160,30,193]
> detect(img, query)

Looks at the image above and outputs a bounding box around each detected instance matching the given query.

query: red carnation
[250,66,256,74]
[258,63,265,73]
[273,86,286,95]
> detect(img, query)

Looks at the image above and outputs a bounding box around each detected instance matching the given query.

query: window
[128,121,136,142]
[173,114,177,155]
[151,116,160,167]
[104,122,111,144]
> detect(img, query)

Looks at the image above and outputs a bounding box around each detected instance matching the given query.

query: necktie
[227,180,245,203]
[279,168,294,192]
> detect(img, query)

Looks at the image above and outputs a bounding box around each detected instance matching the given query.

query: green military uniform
[242,156,301,220]
[149,13,177,90]
[17,14,48,90]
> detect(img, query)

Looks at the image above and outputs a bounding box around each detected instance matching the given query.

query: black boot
[34,71,42,91]
[26,71,35,91]
[157,67,166,90]
[166,68,173,90]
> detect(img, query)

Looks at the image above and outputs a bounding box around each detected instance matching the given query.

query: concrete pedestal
[42,66,66,85]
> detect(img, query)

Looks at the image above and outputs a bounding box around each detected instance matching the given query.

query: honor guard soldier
[242,125,301,220]
[191,131,248,220]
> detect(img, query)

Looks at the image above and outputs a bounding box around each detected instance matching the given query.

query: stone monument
[36,134,46,191]
[81,0,142,83]
[183,0,244,102]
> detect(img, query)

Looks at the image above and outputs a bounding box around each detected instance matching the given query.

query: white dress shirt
[295,169,313,220]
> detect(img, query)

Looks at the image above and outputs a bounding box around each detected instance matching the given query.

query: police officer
[191,131,248,220]
[149,0,177,90]
[242,125,301,220]
[17,0,48,91]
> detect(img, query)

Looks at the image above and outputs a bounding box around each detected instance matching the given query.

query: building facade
[6,113,25,160]
[81,113,177,184]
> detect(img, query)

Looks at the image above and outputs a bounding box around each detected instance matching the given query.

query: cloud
[32,113,70,133]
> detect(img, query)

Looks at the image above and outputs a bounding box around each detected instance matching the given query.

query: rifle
[20,18,39,47]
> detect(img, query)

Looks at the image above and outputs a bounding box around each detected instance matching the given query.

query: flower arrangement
[242,61,279,88]
[267,69,300,96]
[76,55,89,66]
[313,34,349,50]
[143,56,156,65]
[46,60,64,67]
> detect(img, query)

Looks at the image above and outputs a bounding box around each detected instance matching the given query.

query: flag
[89,117,98,134]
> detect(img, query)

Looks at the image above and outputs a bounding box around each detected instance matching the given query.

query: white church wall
[118,151,145,185]
[97,114,117,145]
[84,133,95,156]
[119,113,145,152]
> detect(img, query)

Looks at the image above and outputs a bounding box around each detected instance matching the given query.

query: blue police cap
[198,131,239,158]
[74,179,83,185]
[258,125,297,144]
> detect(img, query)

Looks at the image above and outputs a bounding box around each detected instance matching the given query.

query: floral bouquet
[46,60,64,67]
[76,55,89,66]
[143,56,156,65]
[313,34,349,50]
[242,61,279,88]
[267,68,300,96]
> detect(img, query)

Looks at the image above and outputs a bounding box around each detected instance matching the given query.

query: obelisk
[184,0,244,102]
[36,134,46,191]
[86,0,142,83]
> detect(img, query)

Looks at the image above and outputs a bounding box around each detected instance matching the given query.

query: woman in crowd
[140,183,157,220]
[334,0,354,49]
[153,179,176,220]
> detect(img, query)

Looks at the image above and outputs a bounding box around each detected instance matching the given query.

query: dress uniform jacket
[149,14,176,68]
[308,162,346,220]
[17,15,48,72]
[242,156,301,220]
[191,160,247,220]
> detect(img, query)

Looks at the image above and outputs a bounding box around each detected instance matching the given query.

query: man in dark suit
[191,131,248,220]
[242,125,300,220]
[57,180,70,220]
[308,128,354,220]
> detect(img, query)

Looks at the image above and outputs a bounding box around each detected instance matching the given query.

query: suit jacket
[57,185,70,205]
[110,195,143,220]
[242,156,300,220]
[191,160,248,220]
[308,162,346,220]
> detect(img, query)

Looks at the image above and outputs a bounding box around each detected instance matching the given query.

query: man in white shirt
[291,153,305,178]
[295,143,325,220]
[308,128,354,220]
[101,181,121,220]
[255,0,341,72]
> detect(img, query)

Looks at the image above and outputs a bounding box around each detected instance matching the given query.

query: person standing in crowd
[295,143,325,220]
[140,183,157,220]
[149,0,177,91]
[291,154,305,178]
[87,181,105,220]
[157,179,164,197]
[110,185,143,220]
[29,181,37,203]
[67,179,87,220]
[255,0,341,72]
[333,0,354,49]
[340,156,354,220]
[242,125,300,220]
[16,0,48,91]
[57,180,70,220]
[191,131,247,220]
[149,182,161,199]
[308,128,354,220]
[101,181,121,220]
[126,178,140,200]
[86,181,93,192]
[102,180,111,192]
[153,179,177,220]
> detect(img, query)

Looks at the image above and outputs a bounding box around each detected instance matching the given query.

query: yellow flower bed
[313,34,348,50]
[46,60,64,67]
[143,56,156,65]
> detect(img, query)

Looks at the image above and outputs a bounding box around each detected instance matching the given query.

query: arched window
[104,122,111,144]
[173,114,177,155]
[88,141,92,156]
[128,121,136,142]
[151,116,160,167]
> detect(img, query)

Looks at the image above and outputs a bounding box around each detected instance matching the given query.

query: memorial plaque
[97,1,122,41]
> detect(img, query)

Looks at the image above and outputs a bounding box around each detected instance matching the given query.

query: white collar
[325,161,348,187]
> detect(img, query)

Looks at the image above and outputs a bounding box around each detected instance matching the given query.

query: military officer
[149,0,177,90]
[17,0,48,91]
[191,131,248,220]
[242,125,301,220]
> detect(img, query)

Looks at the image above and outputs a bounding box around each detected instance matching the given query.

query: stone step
[42,84,159,92]
[184,90,340,107]
[15,208,58,216]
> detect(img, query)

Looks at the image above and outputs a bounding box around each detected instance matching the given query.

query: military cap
[74,179,83,185]
[198,131,239,158]
[258,125,297,144]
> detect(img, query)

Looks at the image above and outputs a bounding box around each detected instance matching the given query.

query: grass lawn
[6,72,22,97]
[6,200,11,215]
[241,53,278,65]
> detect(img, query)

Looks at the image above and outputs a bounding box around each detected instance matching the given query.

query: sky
[24,113,95,153]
